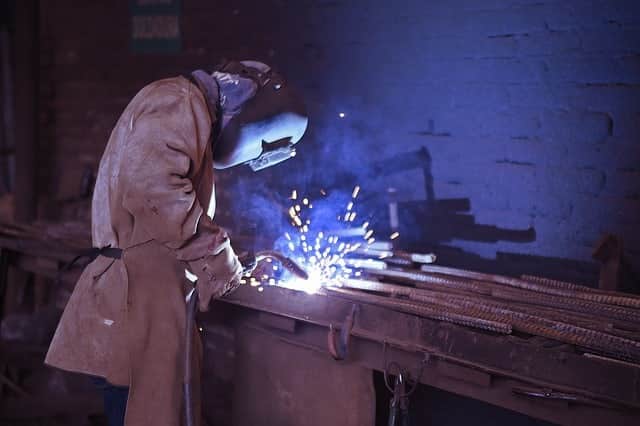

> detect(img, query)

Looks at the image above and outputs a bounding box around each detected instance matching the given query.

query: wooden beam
[12,0,39,222]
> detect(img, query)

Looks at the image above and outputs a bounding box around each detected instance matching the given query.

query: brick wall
[41,0,640,282]
[33,2,640,424]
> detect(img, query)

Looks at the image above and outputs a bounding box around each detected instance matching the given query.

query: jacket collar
[188,70,222,146]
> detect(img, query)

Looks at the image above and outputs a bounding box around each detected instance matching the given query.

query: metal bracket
[327,304,358,360]
[512,386,621,409]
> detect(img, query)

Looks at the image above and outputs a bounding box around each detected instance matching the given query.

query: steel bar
[222,285,640,409]
[325,286,512,334]
[521,274,602,293]
[233,311,640,426]
[366,267,640,324]
[421,264,640,309]
[337,278,640,362]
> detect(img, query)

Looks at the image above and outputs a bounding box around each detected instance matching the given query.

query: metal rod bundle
[324,262,640,364]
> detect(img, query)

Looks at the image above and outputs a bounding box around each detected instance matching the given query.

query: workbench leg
[232,326,376,426]
[0,248,9,319]
[3,267,30,317]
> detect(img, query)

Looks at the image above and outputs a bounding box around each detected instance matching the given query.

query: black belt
[57,245,122,284]
[68,245,122,265]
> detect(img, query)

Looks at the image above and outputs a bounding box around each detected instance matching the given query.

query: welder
[45,60,308,426]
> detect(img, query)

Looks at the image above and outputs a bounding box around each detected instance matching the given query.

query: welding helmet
[212,60,308,171]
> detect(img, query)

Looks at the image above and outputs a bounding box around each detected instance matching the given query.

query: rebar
[366,267,640,324]
[337,278,640,363]
[327,286,512,334]
[421,265,640,309]
[520,275,600,293]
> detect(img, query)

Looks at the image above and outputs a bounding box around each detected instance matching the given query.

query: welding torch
[252,250,309,280]
[183,250,307,426]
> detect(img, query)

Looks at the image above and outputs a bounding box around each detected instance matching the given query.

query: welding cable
[382,346,428,397]
[184,287,199,426]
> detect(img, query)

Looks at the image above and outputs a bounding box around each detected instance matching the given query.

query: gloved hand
[187,238,243,312]
[238,251,257,276]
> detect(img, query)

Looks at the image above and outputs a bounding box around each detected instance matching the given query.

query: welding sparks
[352,186,360,198]
[259,185,382,294]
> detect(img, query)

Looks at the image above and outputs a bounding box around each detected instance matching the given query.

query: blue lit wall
[38,1,640,425]
[217,0,640,285]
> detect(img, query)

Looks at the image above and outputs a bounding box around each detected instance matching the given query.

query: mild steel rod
[420,265,640,309]
[337,278,640,363]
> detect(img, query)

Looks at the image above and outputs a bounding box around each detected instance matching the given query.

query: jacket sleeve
[120,84,242,307]
[121,88,206,247]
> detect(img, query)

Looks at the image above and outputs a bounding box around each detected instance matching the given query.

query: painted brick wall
[34,2,640,425]
[269,0,640,284]
[41,0,640,283]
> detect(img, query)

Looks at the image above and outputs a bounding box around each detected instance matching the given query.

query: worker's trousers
[92,377,129,426]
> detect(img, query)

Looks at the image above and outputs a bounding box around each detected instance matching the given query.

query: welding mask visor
[212,61,308,171]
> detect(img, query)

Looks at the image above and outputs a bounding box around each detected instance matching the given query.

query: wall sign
[130,0,181,53]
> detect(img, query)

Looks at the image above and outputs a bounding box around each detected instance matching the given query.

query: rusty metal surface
[420,264,640,308]
[221,285,640,411]
[332,279,640,362]
[232,325,376,426]
[223,297,640,426]
[2,228,640,424]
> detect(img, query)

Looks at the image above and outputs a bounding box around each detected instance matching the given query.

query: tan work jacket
[46,76,241,425]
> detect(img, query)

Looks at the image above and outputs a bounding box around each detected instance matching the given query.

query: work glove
[187,237,243,312]
[238,251,257,276]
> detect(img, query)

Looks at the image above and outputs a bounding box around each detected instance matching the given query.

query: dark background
[1,1,639,424]
[2,0,639,284]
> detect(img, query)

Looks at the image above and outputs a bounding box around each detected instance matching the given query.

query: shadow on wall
[368,146,536,246]
[218,144,600,286]
[365,146,599,285]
